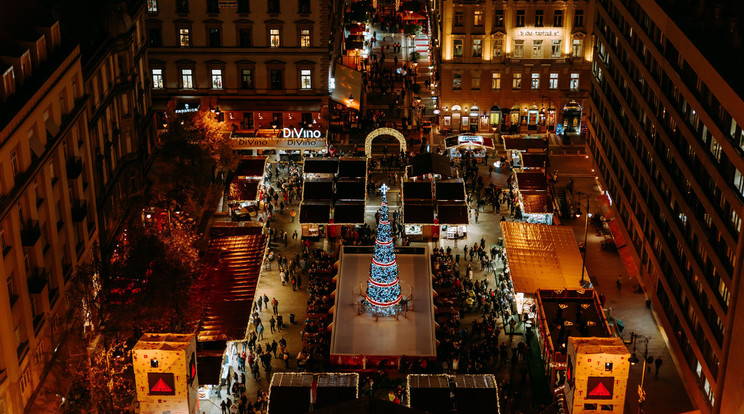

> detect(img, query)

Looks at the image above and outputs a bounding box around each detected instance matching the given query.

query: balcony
[71,200,88,222]
[33,313,45,335]
[66,156,83,179]
[27,268,49,294]
[20,220,41,246]
[16,340,28,360]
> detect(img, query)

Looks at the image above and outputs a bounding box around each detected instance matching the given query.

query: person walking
[269,316,276,333]
[257,323,264,340]
[272,297,279,314]
[616,274,623,291]
[283,351,291,369]
[655,357,663,377]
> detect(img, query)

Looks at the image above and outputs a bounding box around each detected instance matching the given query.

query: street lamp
[628,334,650,414]
[575,192,591,286]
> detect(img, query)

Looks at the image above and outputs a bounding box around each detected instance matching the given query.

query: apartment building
[0,11,98,414]
[146,0,331,133]
[437,0,593,134]
[588,0,744,412]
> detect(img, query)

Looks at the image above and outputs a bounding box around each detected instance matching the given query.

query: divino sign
[230,135,327,150]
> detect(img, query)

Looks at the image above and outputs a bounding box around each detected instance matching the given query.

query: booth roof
[300,202,332,224]
[435,180,466,201]
[403,181,433,200]
[333,202,365,224]
[521,153,548,169]
[404,202,435,224]
[336,179,366,201]
[503,137,549,152]
[410,152,453,178]
[522,194,551,214]
[229,179,260,202]
[536,289,611,355]
[338,158,367,178]
[235,157,267,178]
[501,222,583,293]
[311,396,427,414]
[569,337,630,355]
[516,171,548,192]
[437,203,469,225]
[304,158,339,175]
[303,179,335,201]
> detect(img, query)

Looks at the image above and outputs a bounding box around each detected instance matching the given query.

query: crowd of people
[298,249,337,371]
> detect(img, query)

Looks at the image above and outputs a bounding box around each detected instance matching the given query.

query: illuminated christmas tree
[364,184,402,316]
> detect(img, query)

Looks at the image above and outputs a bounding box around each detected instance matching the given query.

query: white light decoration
[365,127,407,157]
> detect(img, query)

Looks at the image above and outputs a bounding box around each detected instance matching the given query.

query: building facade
[0,17,99,414]
[587,0,744,412]
[146,0,331,134]
[437,0,593,134]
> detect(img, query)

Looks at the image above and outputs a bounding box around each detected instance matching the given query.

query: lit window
[572,39,583,57]
[531,73,540,90]
[270,29,280,47]
[152,69,163,89]
[241,69,253,89]
[453,39,463,57]
[300,29,311,47]
[211,69,223,89]
[549,73,558,89]
[494,10,504,27]
[453,73,462,90]
[474,11,483,27]
[532,40,543,57]
[551,40,561,57]
[493,39,503,57]
[513,39,524,57]
[491,73,501,89]
[570,73,580,90]
[147,0,158,12]
[179,28,191,47]
[300,69,312,89]
[512,73,522,89]
[181,68,193,88]
[710,136,722,161]
[472,39,482,57]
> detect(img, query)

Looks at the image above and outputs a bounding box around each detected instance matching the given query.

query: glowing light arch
[364,127,407,157]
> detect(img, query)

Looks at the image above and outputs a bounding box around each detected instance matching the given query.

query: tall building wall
[587,0,744,412]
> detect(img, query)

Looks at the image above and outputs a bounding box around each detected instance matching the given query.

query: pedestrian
[283,351,290,369]
[474,208,479,223]
[509,317,516,334]
[272,297,279,314]
[269,316,276,333]
[277,314,283,330]
[293,230,298,239]
[221,400,228,414]
[616,274,623,291]
[271,340,278,357]
[655,357,662,377]
[257,323,264,340]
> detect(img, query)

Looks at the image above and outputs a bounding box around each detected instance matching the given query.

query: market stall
[227,156,268,221]
[444,134,495,163]
[299,202,332,238]
[502,135,549,172]
[514,171,553,224]
[435,179,469,239]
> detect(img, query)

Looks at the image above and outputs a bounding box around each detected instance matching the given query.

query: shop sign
[458,135,484,145]
[175,103,200,114]
[282,127,323,139]
[231,137,327,150]
[586,377,614,400]
[219,0,237,7]
[147,372,176,396]
[515,28,563,38]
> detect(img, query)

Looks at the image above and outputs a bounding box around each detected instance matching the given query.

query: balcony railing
[20,220,41,246]
[66,156,83,179]
[33,314,45,335]
[17,341,28,360]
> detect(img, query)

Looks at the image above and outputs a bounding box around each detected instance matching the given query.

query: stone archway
[365,127,407,157]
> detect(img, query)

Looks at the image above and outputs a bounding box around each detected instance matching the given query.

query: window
[491,73,501,89]
[299,0,311,13]
[148,27,162,47]
[493,39,503,57]
[10,150,19,177]
[207,0,219,12]
[270,29,281,47]
[300,69,312,89]
[241,69,253,89]
[513,39,524,57]
[152,69,164,89]
[531,73,540,89]
[471,76,480,90]
[551,40,561,57]
[570,73,580,90]
[549,73,558,89]
[180,68,193,88]
[300,29,311,47]
[710,136,722,161]
[472,39,482,57]
[516,10,525,27]
[179,28,191,46]
[270,69,283,89]
[7,274,15,299]
[0,224,8,254]
[453,73,462,90]
[535,10,544,27]
[554,10,563,27]
[532,40,543,57]
[238,0,250,12]
[211,69,223,89]
[572,38,582,57]
[176,0,189,13]
[208,27,221,47]
[243,112,254,129]
[454,12,463,27]
[494,10,504,27]
[574,10,584,27]
[268,0,280,13]
[513,73,522,89]
[147,0,158,12]
[453,39,463,57]
[239,29,252,47]
[473,11,483,27]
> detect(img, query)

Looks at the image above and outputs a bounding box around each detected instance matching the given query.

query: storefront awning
[300,202,331,224]
[435,180,466,201]
[196,356,224,385]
